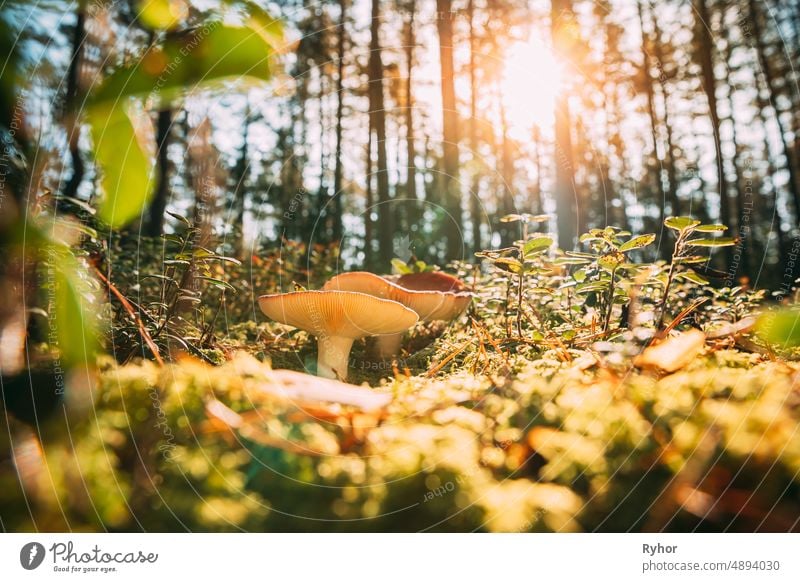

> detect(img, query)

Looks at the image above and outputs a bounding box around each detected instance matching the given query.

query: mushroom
[396,271,467,293]
[323,272,472,358]
[258,290,418,380]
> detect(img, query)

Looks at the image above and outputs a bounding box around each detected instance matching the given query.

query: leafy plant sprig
[656,216,736,329]
[477,214,553,339]
[557,226,656,333]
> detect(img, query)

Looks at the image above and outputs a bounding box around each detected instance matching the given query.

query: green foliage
[756,309,800,348]
[658,216,737,328]
[88,18,279,228]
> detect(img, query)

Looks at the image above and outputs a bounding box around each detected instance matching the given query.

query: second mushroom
[323,271,472,358]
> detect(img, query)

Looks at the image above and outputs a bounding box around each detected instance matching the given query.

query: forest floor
[3,226,800,532]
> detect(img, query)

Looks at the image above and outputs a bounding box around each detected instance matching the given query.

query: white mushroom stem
[375,333,404,359]
[316,335,354,380]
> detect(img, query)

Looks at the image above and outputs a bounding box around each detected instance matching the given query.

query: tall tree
[404,0,420,233]
[368,0,392,266]
[436,0,462,259]
[62,7,86,200]
[551,0,577,249]
[468,0,482,253]
[692,0,733,265]
[331,0,347,242]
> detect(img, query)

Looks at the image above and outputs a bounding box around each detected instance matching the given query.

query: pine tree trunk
[405,0,419,233]
[468,0,482,253]
[436,0,462,260]
[146,108,173,237]
[369,0,392,267]
[693,0,733,266]
[551,0,577,249]
[332,0,346,242]
[62,8,85,200]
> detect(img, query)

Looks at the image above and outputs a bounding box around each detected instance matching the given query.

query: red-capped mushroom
[322,272,472,357]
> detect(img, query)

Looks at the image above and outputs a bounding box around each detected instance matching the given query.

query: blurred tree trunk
[531,126,543,218]
[232,100,251,258]
[693,0,733,266]
[748,0,800,227]
[364,109,374,267]
[368,0,392,267]
[468,0,482,253]
[145,109,172,237]
[404,0,420,233]
[436,0,462,259]
[62,7,85,200]
[650,2,679,219]
[637,1,669,249]
[332,0,347,242]
[551,0,577,249]
[498,92,515,246]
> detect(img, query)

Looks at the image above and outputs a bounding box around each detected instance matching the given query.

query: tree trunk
[693,0,732,266]
[468,0,482,253]
[551,0,577,249]
[368,0,392,267]
[332,0,347,242]
[650,1,679,218]
[145,108,172,237]
[637,1,669,255]
[404,0,420,234]
[748,0,800,226]
[364,110,374,267]
[62,8,86,200]
[436,0,462,259]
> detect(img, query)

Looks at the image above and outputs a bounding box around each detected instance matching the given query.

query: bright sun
[501,36,562,137]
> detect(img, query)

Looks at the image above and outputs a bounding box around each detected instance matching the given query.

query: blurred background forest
[0,0,799,285]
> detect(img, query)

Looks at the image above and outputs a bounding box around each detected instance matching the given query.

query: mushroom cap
[396,271,467,293]
[323,272,472,322]
[258,290,418,339]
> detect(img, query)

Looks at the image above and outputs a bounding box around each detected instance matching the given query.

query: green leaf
[598,252,624,272]
[391,258,413,274]
[90,24,273,108]
[52,255,98,366]
[687,237,736,247]
[677,271,710,285]
[664,216,701,232]
[491,257,523,273]
[619,233,656,252]
[695,223,728,233]
[553,257,591,265]
[575,281,609,294]
[500,214,523,223]
[90,105,155,227]
[137,0,187,31]
[756,309,800,347]
[523,236,554,257]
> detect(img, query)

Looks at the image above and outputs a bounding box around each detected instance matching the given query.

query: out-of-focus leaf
[90,24,273,107]
[137,0,188,31]
[677,271,709,285]
[756,309,800,347]
[391,258,413,274]
[89,105,155,227]
[53,254,98,366]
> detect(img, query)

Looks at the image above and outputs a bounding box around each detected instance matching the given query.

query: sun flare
[501,36,563,136]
